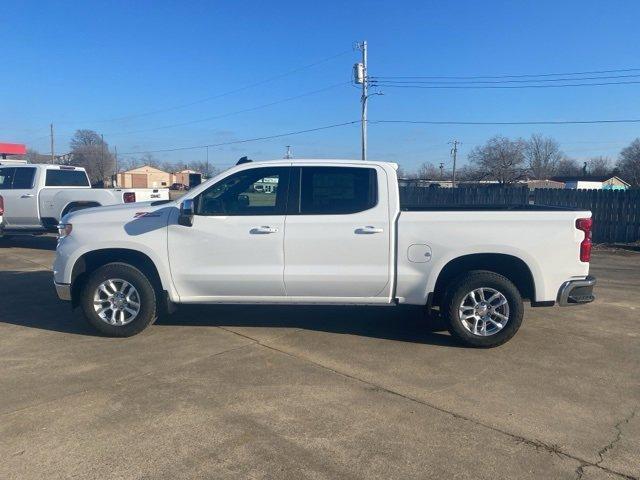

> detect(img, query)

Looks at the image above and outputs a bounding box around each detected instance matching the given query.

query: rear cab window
[45,169,90,187]
[291,166,378,214]
[12,167,36,189]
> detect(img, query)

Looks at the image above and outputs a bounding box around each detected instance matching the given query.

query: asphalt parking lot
[0,237,638,480]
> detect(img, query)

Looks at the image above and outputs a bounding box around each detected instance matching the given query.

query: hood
[63,200,178,224]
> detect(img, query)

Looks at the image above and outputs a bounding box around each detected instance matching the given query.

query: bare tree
[135,152,161,168]
[555,157,582,176]
[415,162,441,180]
[467,136,527,184]
[586,156,612,176]
[187,160,220,178]
[524,134,563,179]
[69,130,115,185]
[25,149,51,164]
[618,138,640,186]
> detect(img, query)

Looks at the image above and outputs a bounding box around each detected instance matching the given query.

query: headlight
[57,223,73,239]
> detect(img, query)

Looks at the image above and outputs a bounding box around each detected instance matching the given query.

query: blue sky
[3,0,640,171]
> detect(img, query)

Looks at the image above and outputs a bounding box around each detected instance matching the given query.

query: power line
[76,50,352,125]
[370,73,640,85]
[102,82,350,137]
[370,80,640,89]
[119,120,359,155]
[372,119,640,126]
[373,118,640,127]
[371,67,640,80]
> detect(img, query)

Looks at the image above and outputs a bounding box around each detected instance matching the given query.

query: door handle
[21,194,35,198]
[355,226,384,234]
[250,226,279,234]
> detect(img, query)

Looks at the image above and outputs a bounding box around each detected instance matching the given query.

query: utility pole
[206,146,210,177]
[439,162,444,180]
[100,134,105,185]
[114,146,119,186]
[50,123,55,163]
[355,41,368,160]
[449,140,460,187]
[284,145,292,159]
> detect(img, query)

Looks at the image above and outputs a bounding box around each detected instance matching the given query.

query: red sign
[0,143,27,155]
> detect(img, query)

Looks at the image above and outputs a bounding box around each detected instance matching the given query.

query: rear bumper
[557,275,596,306]
[54,281,72,301]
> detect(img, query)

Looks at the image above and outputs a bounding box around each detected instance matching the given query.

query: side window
[12,168,36,189]
[0,168,16,189]
[45,169,90,187]
[196,167,290,216]
[298,167,377,214]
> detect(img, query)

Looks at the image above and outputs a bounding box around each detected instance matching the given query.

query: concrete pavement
[0,236,638,479]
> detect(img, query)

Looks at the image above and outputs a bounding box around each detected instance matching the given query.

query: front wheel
[80,262,158,337]
[443,271,524,348]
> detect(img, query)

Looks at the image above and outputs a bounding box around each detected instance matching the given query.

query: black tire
[442,270,524,348]
[80,262,158,337]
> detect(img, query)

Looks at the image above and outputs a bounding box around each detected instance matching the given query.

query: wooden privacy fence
[400,186,530,206]
[399,186,640,243]
[533,188,640,243]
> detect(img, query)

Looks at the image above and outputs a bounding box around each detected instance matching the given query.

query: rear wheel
[443,270,523,348]
[80,262,158,337]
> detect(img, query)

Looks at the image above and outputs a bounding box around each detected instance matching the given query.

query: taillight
[0,195,4,216]
[576,218,592,262]
[123,192,136,203]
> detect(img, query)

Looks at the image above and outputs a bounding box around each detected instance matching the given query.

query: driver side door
[167,166,291,301]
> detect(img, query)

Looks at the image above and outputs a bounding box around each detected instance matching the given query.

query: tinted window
[298,167,377,214]
[45,169,90,187]
[0,168,15,189]
[196,167,290,216]
[12,168,36,189]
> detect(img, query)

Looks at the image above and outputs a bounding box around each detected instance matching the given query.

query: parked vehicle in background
[0,164,169,236]
[169,183,189,191]
[53,159,595,347]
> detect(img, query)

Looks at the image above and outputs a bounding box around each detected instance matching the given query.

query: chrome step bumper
[557,275,596,306]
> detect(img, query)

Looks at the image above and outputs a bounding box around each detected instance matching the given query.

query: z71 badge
[133,212,161,218]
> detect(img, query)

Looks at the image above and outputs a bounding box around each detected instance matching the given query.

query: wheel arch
[61,201,102,219]
[431,253,536,306]
[70,248,163,308]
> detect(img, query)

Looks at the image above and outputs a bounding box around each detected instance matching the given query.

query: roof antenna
[236,156,252,165]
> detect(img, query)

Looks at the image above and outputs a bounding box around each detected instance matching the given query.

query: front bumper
[54,281,72,301]
[557,275,596,306]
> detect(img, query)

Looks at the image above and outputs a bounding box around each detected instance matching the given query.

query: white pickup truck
[0,163,169,236]
[53,159,595,347]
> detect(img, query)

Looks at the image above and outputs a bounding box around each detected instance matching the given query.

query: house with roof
[550,175,630,190]
[117,165,172,188]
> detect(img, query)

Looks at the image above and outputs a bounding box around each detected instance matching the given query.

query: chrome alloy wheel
[458,287,510,337]
[93,279,141,326]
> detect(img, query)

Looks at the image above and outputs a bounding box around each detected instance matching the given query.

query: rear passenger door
[283,165,391,299]
[0,167,40,228]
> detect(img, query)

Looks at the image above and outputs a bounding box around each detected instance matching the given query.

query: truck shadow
[0,269,459,347]
[159,304,459,347]
[0,235,57,251]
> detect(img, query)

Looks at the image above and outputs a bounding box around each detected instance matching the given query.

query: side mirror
[178,199,194,227]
